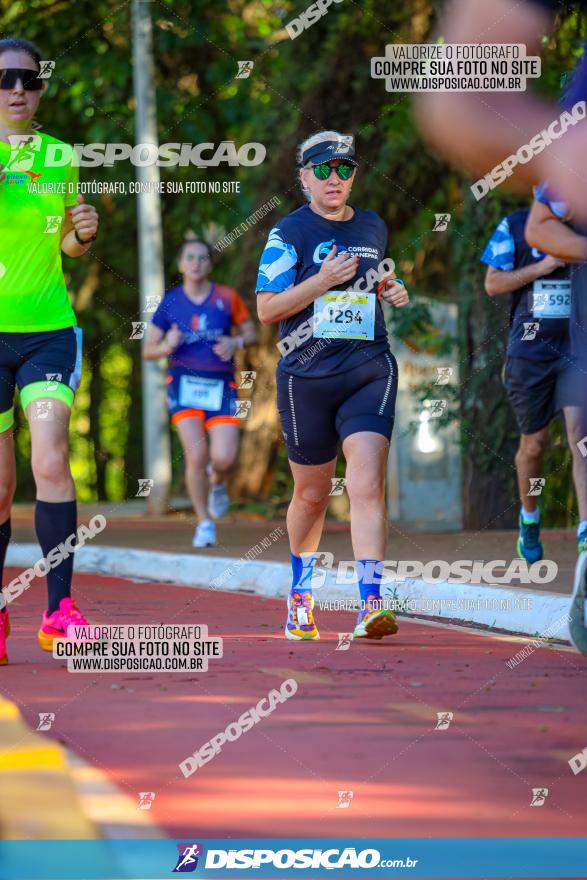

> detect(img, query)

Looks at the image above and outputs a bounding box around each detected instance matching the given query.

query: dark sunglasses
[0,68,42,91]
[312,162,355,181]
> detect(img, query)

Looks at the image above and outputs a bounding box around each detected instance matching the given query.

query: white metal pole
[132,0,171,514]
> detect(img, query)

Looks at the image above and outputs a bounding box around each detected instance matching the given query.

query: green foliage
[100,344,133,501]
[1,0,582,526]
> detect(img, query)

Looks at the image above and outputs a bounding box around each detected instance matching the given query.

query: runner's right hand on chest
[317,245,359,288]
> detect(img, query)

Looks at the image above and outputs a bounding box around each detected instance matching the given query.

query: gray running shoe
[208,482,230,518]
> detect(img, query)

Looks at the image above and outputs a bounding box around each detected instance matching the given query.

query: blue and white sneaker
[192,519,217,548]
[517,515,543,563]
[569,550,587,654]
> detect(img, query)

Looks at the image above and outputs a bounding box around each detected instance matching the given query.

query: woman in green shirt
[0,37,99,664]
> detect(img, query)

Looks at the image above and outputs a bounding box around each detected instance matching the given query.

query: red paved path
[1,569,586,841]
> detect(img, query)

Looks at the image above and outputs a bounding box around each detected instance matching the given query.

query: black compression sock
[34,500,77,615]
[0,518,10,613]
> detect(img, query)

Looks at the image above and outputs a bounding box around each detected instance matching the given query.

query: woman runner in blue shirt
[144,238,256,548]
[256,130,409,641]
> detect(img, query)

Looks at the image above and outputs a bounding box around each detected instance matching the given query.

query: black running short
[503,355,582,435]
[0,327,82,431]
[276,352,398,465]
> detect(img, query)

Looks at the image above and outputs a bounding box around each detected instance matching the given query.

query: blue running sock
[290,552,317,595]
[35,500,77,615]
[290,552,302,590]
[358,559,383,607]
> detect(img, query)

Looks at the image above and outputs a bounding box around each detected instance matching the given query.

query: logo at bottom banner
[202,848,384,870]
[173,843,204,872]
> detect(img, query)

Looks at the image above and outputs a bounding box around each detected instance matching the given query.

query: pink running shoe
[0,609,9,665]
[38,597,89,652]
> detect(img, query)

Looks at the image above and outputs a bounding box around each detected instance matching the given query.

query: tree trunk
[229,325,281,499]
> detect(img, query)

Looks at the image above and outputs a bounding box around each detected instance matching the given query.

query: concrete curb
[0,696,100,839]
[66,751,166,840]
[5,543,572,642]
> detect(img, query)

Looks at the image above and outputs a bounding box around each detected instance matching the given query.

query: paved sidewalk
[9,504,580,596]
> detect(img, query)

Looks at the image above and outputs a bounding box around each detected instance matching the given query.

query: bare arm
[257,246,358,325]
[61,195,99,258]
[234,319,257,346]
[61,215,91,257]
[484,255,565,296]
[213,317,259,362]
[257,276,329,325]
[525,200,587,263]
[143,324,178,361]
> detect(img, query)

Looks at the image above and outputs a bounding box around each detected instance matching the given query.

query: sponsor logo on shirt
[191,314,208,332]
[4,168,44,187]
[312,240,380,264]
[4,173,29,186]
[313,239,337,262]
[182,327,222,345]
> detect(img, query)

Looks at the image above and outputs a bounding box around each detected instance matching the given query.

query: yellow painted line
[0,695,99,840]
[0,698,21,720]
[0,747,65,771]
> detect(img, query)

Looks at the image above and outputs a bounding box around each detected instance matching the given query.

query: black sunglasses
[312,162,355,181]
[0,68,42,91]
